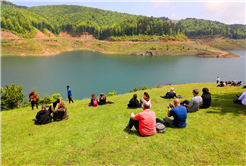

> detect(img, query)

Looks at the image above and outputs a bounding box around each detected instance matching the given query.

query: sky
[10,0,246,25]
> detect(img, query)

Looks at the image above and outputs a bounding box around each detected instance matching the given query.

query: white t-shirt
[239,92,246,106]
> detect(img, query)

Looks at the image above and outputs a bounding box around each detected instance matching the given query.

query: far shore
[1,37,245,58]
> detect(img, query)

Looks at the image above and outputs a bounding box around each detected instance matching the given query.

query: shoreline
[1,38,244,58]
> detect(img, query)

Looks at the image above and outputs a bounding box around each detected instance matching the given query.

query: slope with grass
[1,83,245,165]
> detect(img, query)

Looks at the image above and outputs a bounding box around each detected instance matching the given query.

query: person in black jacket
[160,88,177,99]
[200,88,211,109]
[98,93,107,105]
[128,94,140,108]
[33,104,52,125]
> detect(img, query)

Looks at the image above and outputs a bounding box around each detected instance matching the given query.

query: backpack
[156,122,165,133]
[177,95,184,98]
[93,99,98,106]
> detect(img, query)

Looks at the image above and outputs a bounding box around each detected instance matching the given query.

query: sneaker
[169,103,174,108]
[32,118,37,121]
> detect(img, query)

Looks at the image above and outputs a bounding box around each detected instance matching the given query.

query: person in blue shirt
[67,86,74,103]
[163,99,187,128]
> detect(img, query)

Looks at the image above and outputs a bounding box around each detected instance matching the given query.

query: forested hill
[26,5,182,40]
[1,1,246,40]
[178,18,246,39]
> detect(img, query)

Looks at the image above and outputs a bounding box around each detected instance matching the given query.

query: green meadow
[1,83,245,165]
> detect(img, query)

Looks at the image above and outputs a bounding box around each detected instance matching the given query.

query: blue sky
[10,0,245,24]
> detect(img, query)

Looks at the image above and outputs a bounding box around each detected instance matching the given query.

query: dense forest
[178,18,246,39]
[1,1,246,39]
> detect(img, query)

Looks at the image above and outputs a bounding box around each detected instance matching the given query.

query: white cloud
[169,13,176,19]
[150,1,171,10]
[201,2,245,24]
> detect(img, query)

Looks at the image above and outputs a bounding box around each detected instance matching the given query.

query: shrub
[52,93,62,102]
[133,86,138,92]
[130,90,133,93]
[139,86,148,90]
[1,83,25,110]
[108,90,116,97]
[150,47,156,50]
[157,85,162,88]
[39,93,52,104]
[53,39,58,42]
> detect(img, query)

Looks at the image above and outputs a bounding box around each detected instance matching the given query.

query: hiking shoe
[169,103,174,108]
[125,126,133,130]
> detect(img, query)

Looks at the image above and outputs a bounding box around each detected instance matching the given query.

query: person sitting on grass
[233,92,246,106]
[160,87,177,99]
[180,89,203,113]
[140,92,151,107]
[33,104,52,125]
[200,88,211,109]
[163,99,187,128]
[98,93,107,105]
[89,94,98,106]
[125,102,156,137]
[50,99,68,121]
[128,94,140,108]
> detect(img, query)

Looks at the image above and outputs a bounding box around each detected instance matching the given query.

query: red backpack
[93,99,98,106]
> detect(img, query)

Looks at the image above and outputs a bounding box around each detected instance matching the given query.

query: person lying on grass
[163,99,187,128]
[125,102,156,137]
[233,92,246,106]
[50,99,68,121]
[180,89,203,113]
[127,94,140,108]
[160,87,177,99]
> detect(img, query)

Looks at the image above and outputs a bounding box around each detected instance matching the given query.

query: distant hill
[1,1,245,39]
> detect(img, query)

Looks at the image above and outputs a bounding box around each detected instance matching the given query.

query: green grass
[1,83,245,165]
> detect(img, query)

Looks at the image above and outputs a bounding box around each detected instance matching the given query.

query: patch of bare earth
[1,30,20,39]
[46,30,56,38]
[33,31,48,39]
[59,31,95,40]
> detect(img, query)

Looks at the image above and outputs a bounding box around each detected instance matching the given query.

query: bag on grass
[156,122,165,133]
[107,100,114,104]
[177,95,184,98]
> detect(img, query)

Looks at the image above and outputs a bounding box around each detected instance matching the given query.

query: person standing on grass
[233,92,246,106]
[180,89,203,113]
[216,77,220,84]
[163,99,187,128]
[125,102,156,137]
[29,92,38,110]
[67,86,74,103]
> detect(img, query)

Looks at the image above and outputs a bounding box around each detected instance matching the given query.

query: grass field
[1,83,246,165]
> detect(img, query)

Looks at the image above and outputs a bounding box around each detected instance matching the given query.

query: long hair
[92,94,95,98]
[58,102,65,109]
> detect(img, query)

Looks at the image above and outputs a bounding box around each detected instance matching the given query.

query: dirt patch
[33,31,48,39]
[46,30,56,38]
[59,31,95,40]
[1,30,21,39]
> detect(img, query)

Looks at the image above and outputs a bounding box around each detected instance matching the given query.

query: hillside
[1,83,245,165]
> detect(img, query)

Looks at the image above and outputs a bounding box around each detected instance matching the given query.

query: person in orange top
[125,102,156,137]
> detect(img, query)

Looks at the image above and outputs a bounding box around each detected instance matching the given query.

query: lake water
[1,50,245,100]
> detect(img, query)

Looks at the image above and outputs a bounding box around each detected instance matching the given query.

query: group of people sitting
[127,92,151,108]
[33,99,68,125]
[217,80,242,87]
[88,93,114,106]
[125,88,212,137]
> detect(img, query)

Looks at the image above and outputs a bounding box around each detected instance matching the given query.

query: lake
[1,50,245,100]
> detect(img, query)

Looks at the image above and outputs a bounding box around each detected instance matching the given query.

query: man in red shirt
[125,102,156,136]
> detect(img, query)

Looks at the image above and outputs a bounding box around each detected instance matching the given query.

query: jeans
[68,95,74,103]
[163,116,175,128]
[31,101,38,110]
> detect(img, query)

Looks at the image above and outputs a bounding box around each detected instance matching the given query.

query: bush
[130,90,133,93]
[157,85,162,88]
[1,83,25,110]
[108,90,116,97]
[39,93,52,104]
[133,86,138,92]
[139,86,148,90]
[52,93,62,102]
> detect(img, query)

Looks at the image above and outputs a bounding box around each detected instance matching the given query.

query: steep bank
[0,31,241,57]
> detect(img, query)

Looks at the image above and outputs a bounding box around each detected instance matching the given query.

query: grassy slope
[1,38,239,57]
[1,83,245,165]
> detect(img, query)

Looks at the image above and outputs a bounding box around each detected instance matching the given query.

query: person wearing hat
[33,104,52,125]
[180,89,203,113]
[98,93,107,105]
[160,87,177,99]
[128,94,140,108]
